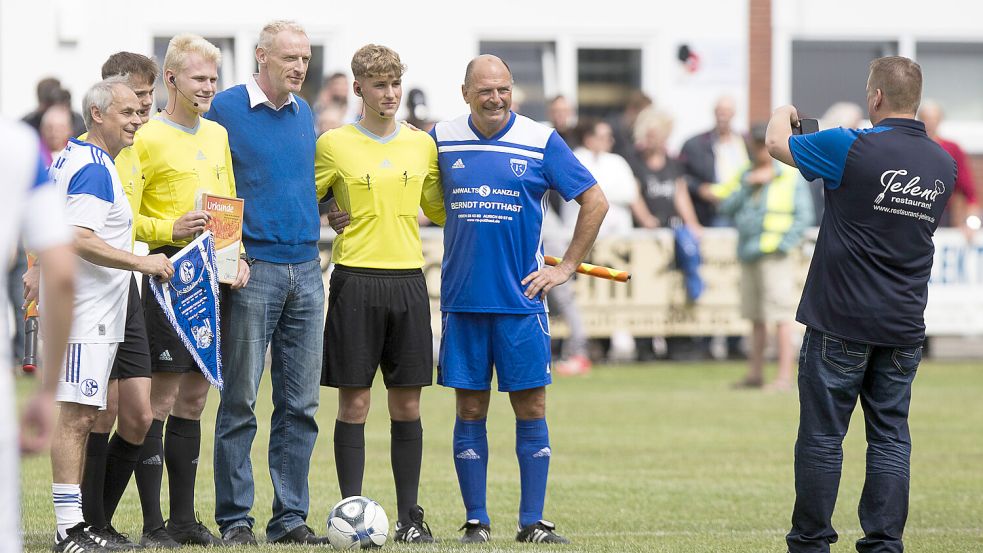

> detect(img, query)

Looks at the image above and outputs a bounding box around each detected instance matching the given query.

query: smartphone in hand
[792,118,820,135]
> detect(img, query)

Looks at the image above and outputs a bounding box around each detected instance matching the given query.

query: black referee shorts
[143,245,230,374]
[322,265,433,388]
[110,274,152,380]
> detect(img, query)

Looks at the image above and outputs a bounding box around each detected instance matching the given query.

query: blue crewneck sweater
[205,85,319,263]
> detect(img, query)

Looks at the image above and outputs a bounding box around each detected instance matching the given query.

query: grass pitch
[18,362,983,552]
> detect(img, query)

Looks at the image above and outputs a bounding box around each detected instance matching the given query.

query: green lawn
[18,362,983,552]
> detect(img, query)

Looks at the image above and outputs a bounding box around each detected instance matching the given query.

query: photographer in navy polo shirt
[765,56,955,553]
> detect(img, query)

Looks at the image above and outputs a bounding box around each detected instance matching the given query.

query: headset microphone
[355,87,385,117]
[169,75,199,108]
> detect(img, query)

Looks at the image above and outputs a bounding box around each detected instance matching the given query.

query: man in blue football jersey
[433,55,607,544]
[766,56,955,553]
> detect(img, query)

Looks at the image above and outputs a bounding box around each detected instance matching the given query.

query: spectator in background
[316,103,345,136]
[567,118,643,238]
[40,104,73,158]
[918,99,981,239]
[608,90,652,165]
[405,88,434,132]
[567,118,642,361]
[630,107,704,361]
[813,102,864,222]
[543,95,590,375]
[682,95,749,227]
[547,95,578,147]
[316,72,358,123]
[22,77,63,131]
[23,78,86,138]
[705,123,813,390]
[631,107,703,233]
[685,95,749,360]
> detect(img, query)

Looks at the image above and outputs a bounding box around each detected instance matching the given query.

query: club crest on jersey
[510,158,528,178]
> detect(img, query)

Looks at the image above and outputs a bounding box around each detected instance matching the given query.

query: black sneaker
[222,526,258,546]
[459,519,491,544]
[394,505,435,543]
[515,520,569,544]
[55,523,111,552]
[139,526,180,549]
[269,524,330,545]
[86,526,142,550]
[165,518,222,546]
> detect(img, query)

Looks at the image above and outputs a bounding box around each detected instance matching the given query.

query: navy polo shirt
[789,118,956,346]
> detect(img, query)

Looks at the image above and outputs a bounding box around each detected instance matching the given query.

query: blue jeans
[787,328,921,553]
[214,259,324,540]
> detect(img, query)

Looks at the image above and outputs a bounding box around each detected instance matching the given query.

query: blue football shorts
[437,311,552,392]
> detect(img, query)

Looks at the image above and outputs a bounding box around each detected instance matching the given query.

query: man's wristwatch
[240,253,254,267]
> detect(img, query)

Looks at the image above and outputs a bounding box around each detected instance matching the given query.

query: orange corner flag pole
[544,255,631,283]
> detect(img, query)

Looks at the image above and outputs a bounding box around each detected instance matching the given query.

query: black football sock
[135,418,165,533]
[103,432,142,525]
[164,415,201,526]
[391,419,424,524]
[334,420,365,499]
[81,432,109,529]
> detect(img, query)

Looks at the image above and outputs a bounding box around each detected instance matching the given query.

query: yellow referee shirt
[133,116,237,250]
[77,133,144,246]
[315,124,444,269]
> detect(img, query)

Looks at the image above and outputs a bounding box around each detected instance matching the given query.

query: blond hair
[633,106,674,145]
[163,34,221,74]
[258,20,307,51]
[351,44,405,80]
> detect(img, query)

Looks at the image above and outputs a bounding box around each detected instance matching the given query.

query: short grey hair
[82,76,130,130]
[258,20,307,51]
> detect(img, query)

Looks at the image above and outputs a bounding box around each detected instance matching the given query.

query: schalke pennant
[148,231,223,389]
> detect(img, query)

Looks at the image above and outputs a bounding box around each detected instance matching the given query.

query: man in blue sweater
[204,20,327,545]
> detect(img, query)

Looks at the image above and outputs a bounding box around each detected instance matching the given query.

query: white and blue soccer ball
[325,496,389,550]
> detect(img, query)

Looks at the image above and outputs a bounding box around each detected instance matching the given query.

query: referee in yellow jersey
[315,44,444,543]
[132,34,248,546]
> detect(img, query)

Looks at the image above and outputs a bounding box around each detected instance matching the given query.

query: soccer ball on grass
[325,496,389,550]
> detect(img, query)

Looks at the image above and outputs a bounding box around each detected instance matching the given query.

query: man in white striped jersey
[45,77,173,553]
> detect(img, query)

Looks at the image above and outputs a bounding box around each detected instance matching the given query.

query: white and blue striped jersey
[431,112,596,313]
[45,138,132,342]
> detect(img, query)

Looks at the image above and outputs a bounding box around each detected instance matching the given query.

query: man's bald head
[464,54,512,89]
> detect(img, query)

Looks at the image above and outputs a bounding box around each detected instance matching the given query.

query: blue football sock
[453,418,489,525]
[516,417,550,527]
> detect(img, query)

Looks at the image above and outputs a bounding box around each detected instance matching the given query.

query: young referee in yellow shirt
[132,34,248,546]
[315,44,444,543]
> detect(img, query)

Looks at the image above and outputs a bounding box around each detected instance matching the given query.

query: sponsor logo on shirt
[452,158,466,169]
[872,169,946,223]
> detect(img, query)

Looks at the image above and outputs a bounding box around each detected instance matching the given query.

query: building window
[917,42,983,121]
[791,40,897,119]
[576,48,642,120]
[478,41,556,122]
[153,36,236,111]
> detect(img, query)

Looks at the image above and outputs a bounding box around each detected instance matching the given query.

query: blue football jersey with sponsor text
[431,112,596,313]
